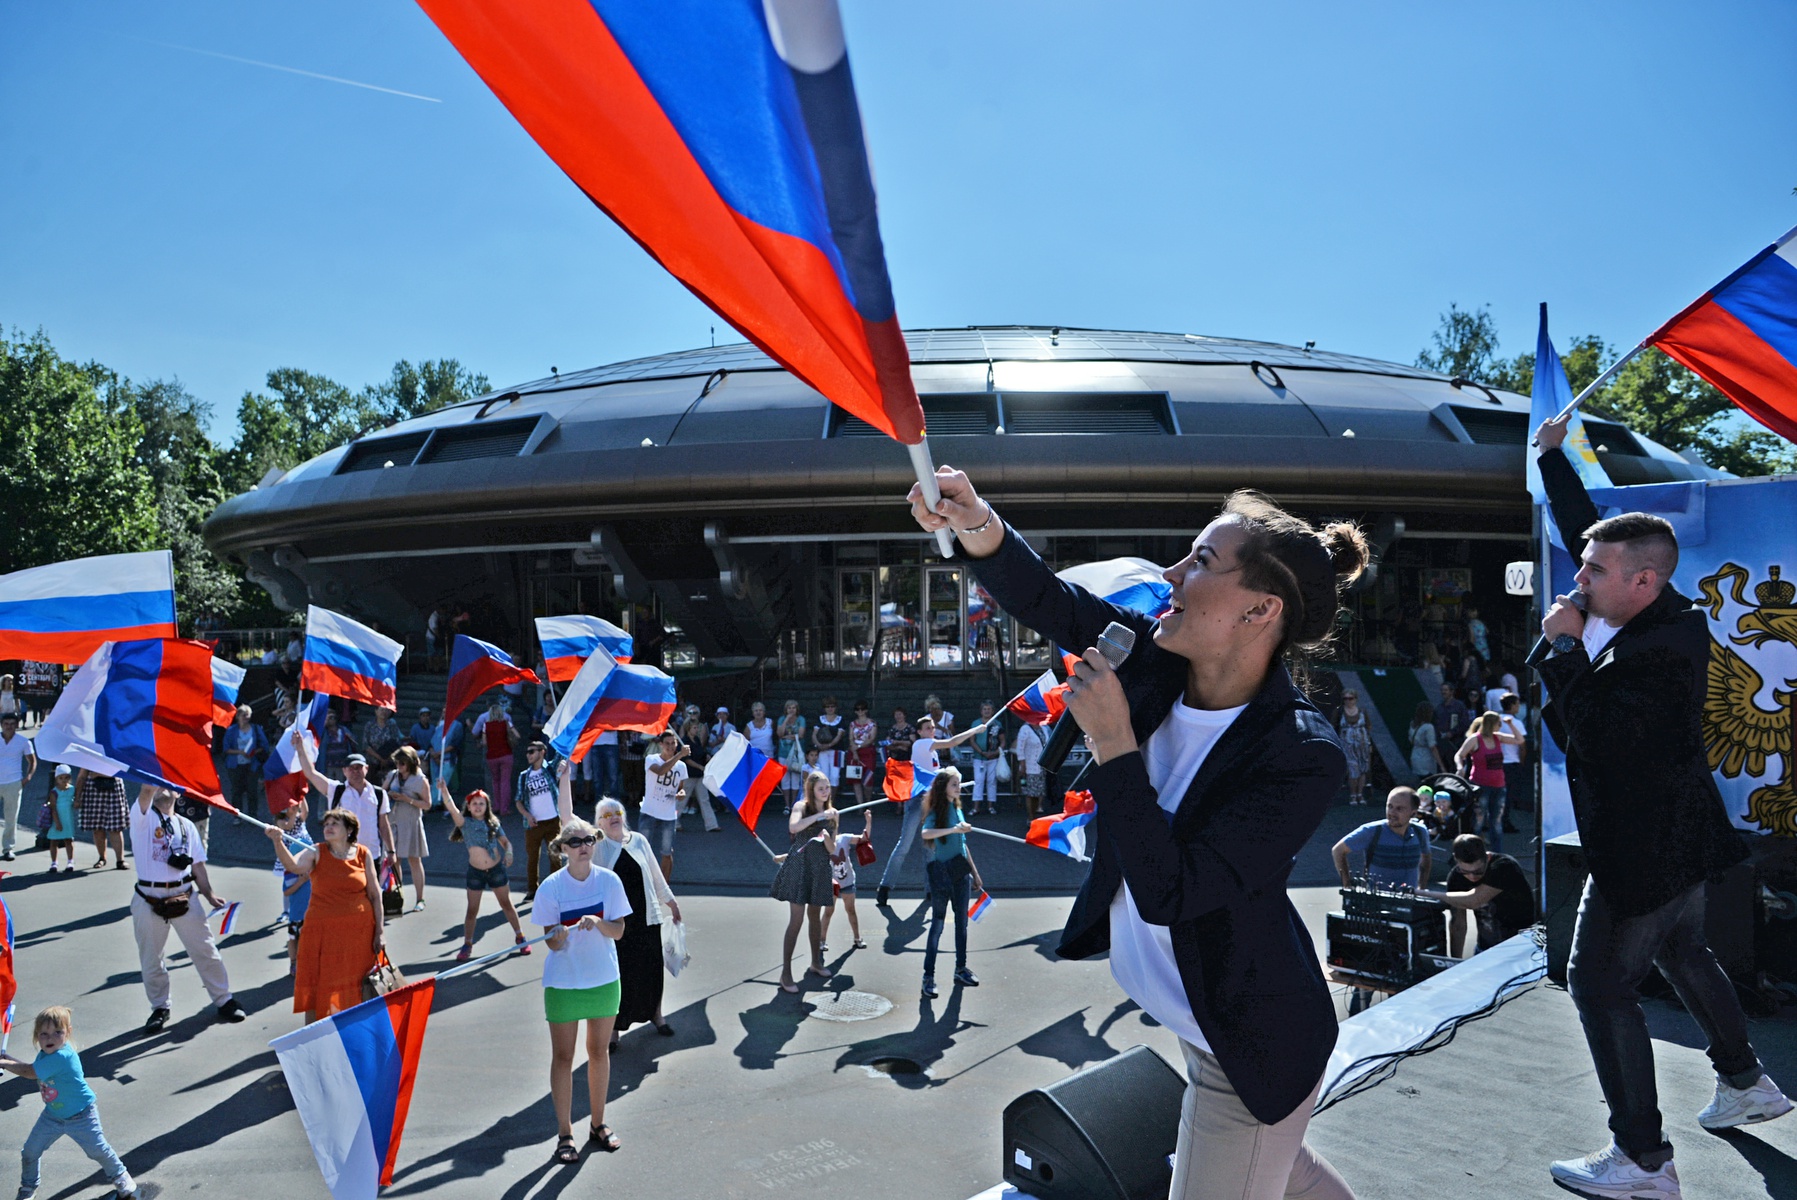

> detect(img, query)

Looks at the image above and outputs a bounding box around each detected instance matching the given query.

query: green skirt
[543,980,621,1024]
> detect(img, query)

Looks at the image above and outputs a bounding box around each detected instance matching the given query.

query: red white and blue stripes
[535,615,632,681]
[1005,669,1068,727]
[0,551,176,665]
[544,646,679,762]
[271,978,435,1197]
[703,731,786,831]
[443,636,540,734]
[414,0,927,444]
[211,657,246,729]
[301,606,403,711]
[1650,225,1797,442]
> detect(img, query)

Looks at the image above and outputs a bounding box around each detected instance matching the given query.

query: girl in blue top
[0,1006,135,1198]
[919,767,983,999]
[45,766,78,874]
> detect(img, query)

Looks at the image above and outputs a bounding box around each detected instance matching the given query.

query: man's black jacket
[969,525,1341,1126]
[1531,449,1745,918]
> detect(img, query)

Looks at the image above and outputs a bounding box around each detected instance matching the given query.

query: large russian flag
[0,896,14,1045]
[271,977,435,1198]
[1649,224,1797,442]
[300,606,403,711]
[211,657,247,730]
[544,647,679,762]
[414,0,928,445]
[534,615,632,682]
[444,636,540,731]
[0,551,176,665]
[703,731,785,831]
[34,638,222,800]
[1055,559,1175,622]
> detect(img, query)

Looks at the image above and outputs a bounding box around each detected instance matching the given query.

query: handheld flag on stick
[535,616,632,680]
[704,732,785,832]
[1526,304,1610,505]
[882,759,913,804]
[1025,790,1097,862]
[35,638,223,800]
[265,693,331,815]
[210,901,243,939]
[413,0,956,554]
[300,606,403,711]
[210,657,246,729]
[0,896,15,1052]
[443,636,540,734]
[967,891,993,922]
[545,647,679,762]
[1005,669,1068,727]
[272,978,435,1199]
[0,550,176,665]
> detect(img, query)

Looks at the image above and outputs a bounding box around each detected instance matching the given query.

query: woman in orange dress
[266,807,384,1023]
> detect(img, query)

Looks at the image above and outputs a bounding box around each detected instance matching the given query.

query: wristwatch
[1551,633,1580,655]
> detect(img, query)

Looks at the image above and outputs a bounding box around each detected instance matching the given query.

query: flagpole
[1542,340,1647,429]
[832,797,888,817]
[435,930,559,980]
[907,440,958,559]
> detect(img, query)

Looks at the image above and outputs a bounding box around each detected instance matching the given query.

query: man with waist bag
[128,784,245,1033]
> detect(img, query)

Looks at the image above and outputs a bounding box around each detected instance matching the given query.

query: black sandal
[589,1123,621,1152]
[553,1134,579,1164]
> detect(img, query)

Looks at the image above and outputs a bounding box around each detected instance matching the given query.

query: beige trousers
[130,891,234,1011]
[1170,1041,1355,1200]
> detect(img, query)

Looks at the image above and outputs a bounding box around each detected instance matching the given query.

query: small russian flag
[1004,669,1067,727]
[703,732,786,832]
[211,901,243,938]
[967,891,993,922]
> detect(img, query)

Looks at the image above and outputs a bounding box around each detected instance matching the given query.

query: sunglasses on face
[563,835,598,849]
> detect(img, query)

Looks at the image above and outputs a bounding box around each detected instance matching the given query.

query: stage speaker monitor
[1002,1044,1184,1200]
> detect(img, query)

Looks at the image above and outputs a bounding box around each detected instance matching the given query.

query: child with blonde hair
[0,1006,136,1197]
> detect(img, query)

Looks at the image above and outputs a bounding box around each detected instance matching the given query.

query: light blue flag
[1526,302,1611,504]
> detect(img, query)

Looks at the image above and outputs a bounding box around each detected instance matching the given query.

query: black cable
[1314,928,1547,1115]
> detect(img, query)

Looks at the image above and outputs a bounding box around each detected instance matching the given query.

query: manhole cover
[864,1056,924,1077]
[806,990,893,1022]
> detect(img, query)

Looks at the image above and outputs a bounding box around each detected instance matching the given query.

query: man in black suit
[1533,413,1789,1200]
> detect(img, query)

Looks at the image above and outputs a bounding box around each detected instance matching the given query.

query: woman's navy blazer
[970,525,1344,1125]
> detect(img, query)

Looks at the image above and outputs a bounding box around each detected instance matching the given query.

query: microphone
[1526,588,1587,665]
[1040,622,1137,777]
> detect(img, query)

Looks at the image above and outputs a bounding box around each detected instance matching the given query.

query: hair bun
[1319,521,1370,586]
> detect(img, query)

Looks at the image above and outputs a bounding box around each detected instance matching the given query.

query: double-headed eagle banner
[1539,476,1797,841]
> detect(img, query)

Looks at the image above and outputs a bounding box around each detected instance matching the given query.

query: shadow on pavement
[608,996,717,1100]
[879,899,931,956]
[1715,1129,1797,1200]
[831,987,974,1089]
[385,1066,605,1199]
[1014,1000,1138,1070]
[17,903,132,947]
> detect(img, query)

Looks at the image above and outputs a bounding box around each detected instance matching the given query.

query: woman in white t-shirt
[534,816,631,1164]
[909,470,1370,1200]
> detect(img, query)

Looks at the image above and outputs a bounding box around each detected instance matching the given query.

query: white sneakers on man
[1697,1073,1793,1129]
[1549,1142,1680,1199]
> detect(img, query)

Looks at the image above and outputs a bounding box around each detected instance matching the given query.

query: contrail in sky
[129,36,442,103]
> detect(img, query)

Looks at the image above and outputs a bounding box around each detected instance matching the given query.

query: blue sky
[4,1,1793,441]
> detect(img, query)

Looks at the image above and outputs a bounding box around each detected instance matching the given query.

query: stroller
[1418,772,1479,844]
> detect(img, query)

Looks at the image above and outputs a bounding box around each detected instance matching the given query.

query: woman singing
[909,468,1367,1200]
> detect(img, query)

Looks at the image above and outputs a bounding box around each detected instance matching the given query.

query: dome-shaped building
[204,326,1719,680]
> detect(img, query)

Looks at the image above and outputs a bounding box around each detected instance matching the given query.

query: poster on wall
[1538,476,1796,848]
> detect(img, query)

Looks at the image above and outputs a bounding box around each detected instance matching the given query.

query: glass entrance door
[838,569,874,667]
[925,567,964,669]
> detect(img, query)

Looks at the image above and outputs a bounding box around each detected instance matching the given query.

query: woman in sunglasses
[532,777,630,1165]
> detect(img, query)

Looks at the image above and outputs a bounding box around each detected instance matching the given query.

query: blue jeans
[1569,878,1761,1166]
[878,797,926,890]
[1477,785,1506,853]
[21,1103,126,1192]
[592,745,621,802]
[639,813,677,858]
[923,856,971,979]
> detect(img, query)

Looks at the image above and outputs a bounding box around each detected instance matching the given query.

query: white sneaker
[1549,1142,1680,1199]
[111,1169,136,1198]
[1698,1073,1793,1129]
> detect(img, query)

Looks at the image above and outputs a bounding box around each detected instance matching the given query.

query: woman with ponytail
[910,470,1367,1200]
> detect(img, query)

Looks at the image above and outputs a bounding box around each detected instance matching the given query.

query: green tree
[0,329,160,574]
[220,367,387,495]
[368,358,491,423]
[1416,304,1502,381]
[122,377,245,618]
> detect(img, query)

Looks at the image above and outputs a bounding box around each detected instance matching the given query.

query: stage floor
[1306,981,1797,1198]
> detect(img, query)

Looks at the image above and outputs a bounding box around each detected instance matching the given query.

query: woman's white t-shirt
[533,865,633,991]
[1107,699,1248,1055]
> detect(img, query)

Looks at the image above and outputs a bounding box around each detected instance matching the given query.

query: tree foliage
[1419,309,1796,479]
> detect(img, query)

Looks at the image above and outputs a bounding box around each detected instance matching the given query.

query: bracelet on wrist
[957,500,997,538]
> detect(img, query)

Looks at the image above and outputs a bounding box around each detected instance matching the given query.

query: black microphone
[1040,622,1137,776]
[1526,588,1587,665]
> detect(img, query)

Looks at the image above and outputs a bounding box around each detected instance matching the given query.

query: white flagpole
[1544,340,1647,427]
[907,439,957,559]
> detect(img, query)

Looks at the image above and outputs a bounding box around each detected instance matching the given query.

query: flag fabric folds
[300,606,403,711]
[1648,225,1797,443]
[1026,792,1097,862]
[265,693,331,814]
[0,551,176,665]
[35,638,222,800]
[444,636,540,732]
[0,896,15,1045]
[967,891,993,922]
[544,647,679,762]
[1526,303,1610,505]
[1004,669,1067,727]
[535,615,632,680]
[272,977,435,1198]
[703,732,785,831]
[211,901,243,938]
[413,0,928,445]
[211,657,246,729]
[881,758,913,804]
[1054,558,1174,630]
